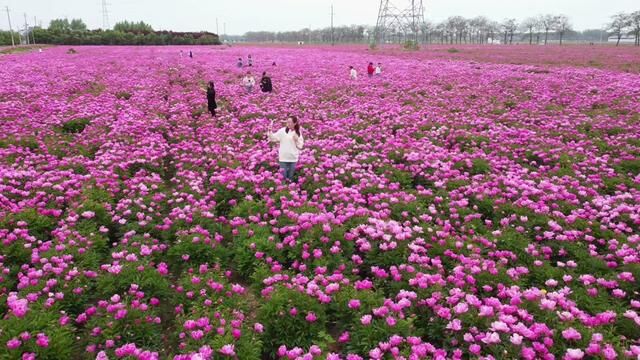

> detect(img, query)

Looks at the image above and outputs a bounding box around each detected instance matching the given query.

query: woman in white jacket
[242,72,256,93]
[267,116,304,181]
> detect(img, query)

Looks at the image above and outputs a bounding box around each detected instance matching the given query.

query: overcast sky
[2,0,638,34]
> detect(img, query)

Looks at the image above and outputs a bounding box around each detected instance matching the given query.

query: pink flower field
[0,45,639,359]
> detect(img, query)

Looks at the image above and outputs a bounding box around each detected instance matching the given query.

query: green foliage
[329,287,384,327]
[0,136,39,150]
[615,158,640,175]
[48,18,72,31]
[258,286,327,357]
[0,304,76,359]
[115,91,132,100]
[70,19,87,31]
[26,26,221,46]
[95,264,172,301]
[61,118,91,133]
[113,20,154,33]
[454,158,491,175]
[403,40,420,50]
[447,48,460,53]
[231,226,276,279]
[82,299,165,351]
[347,316,413,355]
[166,235,221,272]
[8,208,57,241]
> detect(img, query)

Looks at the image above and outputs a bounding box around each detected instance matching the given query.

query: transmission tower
[374,0,426,44]
[101,0,110,29]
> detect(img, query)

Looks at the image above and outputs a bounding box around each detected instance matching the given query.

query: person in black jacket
[260,72,273,93]
[206,81,217,117]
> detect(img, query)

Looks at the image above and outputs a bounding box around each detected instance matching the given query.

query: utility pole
[330,4,335,45]
[23,13,29,45]
[4,6,15,47]
[32,16,37,44]
[101,0,110,29]
[223,22,226,42]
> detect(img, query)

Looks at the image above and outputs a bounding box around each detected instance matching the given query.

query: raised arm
[267,126,280,142]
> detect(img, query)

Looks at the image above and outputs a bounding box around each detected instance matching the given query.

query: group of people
[204,57,388,183]
[350,62,383,80]
[237,54,257,68]
[241,71,273,93]
[179,50,194,58]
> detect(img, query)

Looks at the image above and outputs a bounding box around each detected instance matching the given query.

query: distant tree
[521,17,538,45]
[486,21,500,43]
[113,21,154,33]
[554,15,572,45]
[630,10,640,46]
[501,18,518,44]
[608,13,631,46]
[468,16,489,44]
[49,19,71,31]
[70,19,87,31]
[539,14,557,45]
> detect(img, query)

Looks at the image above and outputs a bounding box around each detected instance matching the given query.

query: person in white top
[349,66,358,80]
[267,116,304,182]
[375,63,382,75]
[242,72,256,93]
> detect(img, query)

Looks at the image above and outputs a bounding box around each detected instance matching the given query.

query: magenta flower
[6,338,21,350]
[305,312,317,322]
[562,328,582,341]
[219,344,235,356]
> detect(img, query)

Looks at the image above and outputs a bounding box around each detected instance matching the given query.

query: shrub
[403,40,420,51]
[95,264,172,302]
[115,91,132,100]
[0,304,76,359]
[166,235,221,272]
[347,315,413,355]
[231,225,276,280]
[9,208,57,241]
[257,286,327,358]
[471,158,491,175]
[615,159,640,175]
[61,118,91,133]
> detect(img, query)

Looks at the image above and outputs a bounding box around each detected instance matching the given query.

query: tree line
[0,19,220,46]
[238,11,640,46]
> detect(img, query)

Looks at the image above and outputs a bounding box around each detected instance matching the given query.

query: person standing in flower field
[367,62,375,77]
[375,63,382,76]
[349,66,358,80]
[189,50,193,59]
[237,57,243,68]
[248,54,253,67]
[267,116,304,182]
[205,81,217,117]
[242,72,256,93]
[260,72,273,93]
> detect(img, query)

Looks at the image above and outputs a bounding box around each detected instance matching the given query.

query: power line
[4,6,15,47]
